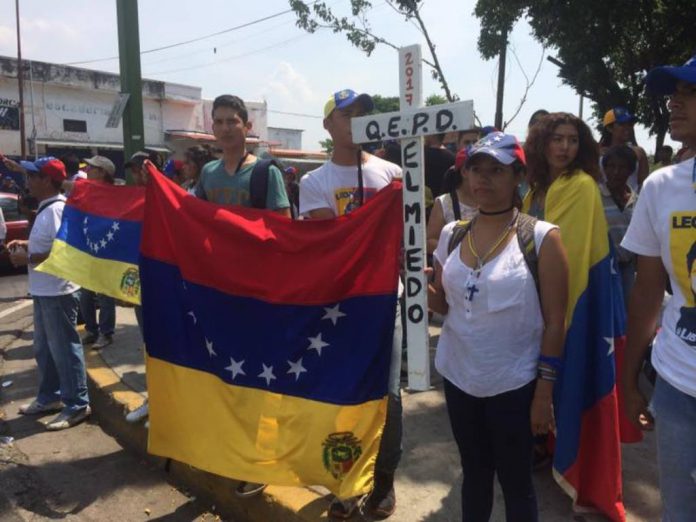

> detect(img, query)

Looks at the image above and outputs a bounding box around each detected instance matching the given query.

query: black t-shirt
[424,147,455,198]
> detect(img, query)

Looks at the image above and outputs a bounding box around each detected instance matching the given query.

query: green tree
[425,93,448,106]
[474,0,695,148]
[319,138,334,153]
[288,0,456,102]
[371,94,400,113]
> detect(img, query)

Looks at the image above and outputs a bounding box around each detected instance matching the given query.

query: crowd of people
[1,53,695,521]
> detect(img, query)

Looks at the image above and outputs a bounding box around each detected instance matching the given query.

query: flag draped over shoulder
[140,168,403,499]
[37,180,145,304]
[542,172,625,522]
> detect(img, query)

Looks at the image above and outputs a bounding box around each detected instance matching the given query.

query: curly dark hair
[184,145,216,177]
[524,112,600,193]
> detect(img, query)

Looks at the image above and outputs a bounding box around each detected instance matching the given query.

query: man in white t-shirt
[300,89,402,519]
[621,54,696,520]
[7,157,90,431]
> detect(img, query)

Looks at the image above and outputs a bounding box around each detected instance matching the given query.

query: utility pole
[494,31,507,130]
[15,0,26,158]
[116,0,145,182]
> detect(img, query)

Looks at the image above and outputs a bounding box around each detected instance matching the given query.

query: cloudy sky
[0,0,673,152]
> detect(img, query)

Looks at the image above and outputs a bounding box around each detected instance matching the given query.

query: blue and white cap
[465,132,526,167]
[645,55,696,95]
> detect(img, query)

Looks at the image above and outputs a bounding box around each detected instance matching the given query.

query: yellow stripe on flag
[36,239,141,304]
[146,356,387,499]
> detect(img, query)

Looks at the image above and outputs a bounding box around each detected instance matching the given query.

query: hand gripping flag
[36,180,145,304]
[532,172,625,521]
[140,168,403,499]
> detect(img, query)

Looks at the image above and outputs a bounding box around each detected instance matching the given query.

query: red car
[0,192,29,268]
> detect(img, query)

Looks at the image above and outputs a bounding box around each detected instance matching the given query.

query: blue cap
[603,106,635,126]
[481,125,499,136]
[645,55,696,95]
[465,132,526,167]
[323,89,374,118]
[20,160,39,173]
[33,156,57,171]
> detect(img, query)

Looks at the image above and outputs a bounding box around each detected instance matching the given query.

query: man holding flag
[7,157,90,431]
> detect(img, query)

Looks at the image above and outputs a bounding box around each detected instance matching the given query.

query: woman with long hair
[182,145,216,193]
[523,113,632,518]
[429,132,568,521]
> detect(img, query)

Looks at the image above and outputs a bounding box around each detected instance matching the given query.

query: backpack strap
[516,213,539,295]
[250,159,296,218]
[447,220,473,256]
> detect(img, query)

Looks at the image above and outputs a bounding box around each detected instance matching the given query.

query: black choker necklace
[479,206,514,216]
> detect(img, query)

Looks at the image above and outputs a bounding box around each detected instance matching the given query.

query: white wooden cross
[351,44,474,391]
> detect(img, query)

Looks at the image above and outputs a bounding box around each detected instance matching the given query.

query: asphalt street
[0,270,221,522]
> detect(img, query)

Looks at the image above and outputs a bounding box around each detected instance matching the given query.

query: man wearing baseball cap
[7,157,90,430]
[622,54,696,520]
[300,89,402,519]
[601,106,649,190]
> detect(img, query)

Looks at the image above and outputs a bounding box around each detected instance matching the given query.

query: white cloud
[262,61,318,110]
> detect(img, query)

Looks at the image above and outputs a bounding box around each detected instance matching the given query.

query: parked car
[0,192,29,268]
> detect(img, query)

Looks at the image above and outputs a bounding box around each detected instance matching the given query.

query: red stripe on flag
[561,389,626,522]
[141,168,404,304]
[68,179,145,221]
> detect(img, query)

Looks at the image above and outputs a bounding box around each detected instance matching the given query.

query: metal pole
[28,60,37,159]
[494,31,507,130]
[579,94,584,119]
[116,0,145,183]
[15,0,26,158]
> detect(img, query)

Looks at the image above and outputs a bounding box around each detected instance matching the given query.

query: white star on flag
[106,231,114,241]
[484,140,493,146]
[322,304,346,326]
[204,337,217,357]
[225,358,245,380]
[112,222,120,231]
[307,333,329,356]
[100,239,107,248]
[493,135,502,141]
[258,364,276,386]
[187,311,197,324]
[287,358,307,381]
[604,336,615,356]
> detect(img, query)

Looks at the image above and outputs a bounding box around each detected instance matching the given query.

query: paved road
[0,272,221,521]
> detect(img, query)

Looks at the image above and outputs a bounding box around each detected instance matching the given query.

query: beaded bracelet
[538,354,563,372]
[537,368,557,382]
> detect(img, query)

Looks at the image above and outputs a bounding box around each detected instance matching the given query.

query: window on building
[63,119,87,133]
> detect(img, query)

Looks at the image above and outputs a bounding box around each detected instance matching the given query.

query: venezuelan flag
[37,180,144,304]
[526,171,625,521]
[141,168,403,499]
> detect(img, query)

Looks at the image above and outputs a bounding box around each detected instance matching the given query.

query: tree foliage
[288,0,456,101]
[475,0,696,148]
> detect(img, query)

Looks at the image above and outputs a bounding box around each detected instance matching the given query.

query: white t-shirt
[436,193,478,224]
[299,154,401,217]
[621,158,696,398]
[29,195,79,297]
[433,219,557,397]
[0,206,6,241]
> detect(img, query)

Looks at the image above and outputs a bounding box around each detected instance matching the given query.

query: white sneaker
[125,401,149,423]
[45,406,91,430]
[18,400,63,415]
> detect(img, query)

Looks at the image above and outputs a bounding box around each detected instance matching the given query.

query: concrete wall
[268,127,303,150]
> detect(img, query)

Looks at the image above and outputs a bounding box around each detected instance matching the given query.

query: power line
[145,35,307,76]
[62,6,298,66]
[269,110,323,119]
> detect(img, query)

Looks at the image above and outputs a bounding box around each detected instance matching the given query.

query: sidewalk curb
[84,349,330,522]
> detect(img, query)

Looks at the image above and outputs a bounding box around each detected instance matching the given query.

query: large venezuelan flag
[37,180,145,304]
[526,171,625,521]
[141,168,403,499]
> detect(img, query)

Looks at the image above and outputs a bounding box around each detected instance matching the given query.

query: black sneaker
[328,496,361,519]
[365,471,396,518]
[82,332,98,345]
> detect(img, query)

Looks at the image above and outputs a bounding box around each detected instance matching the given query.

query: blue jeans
[33,292,89,413]
[375,300,403,477]
[651,375,696,522]
[79,289,115,336]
